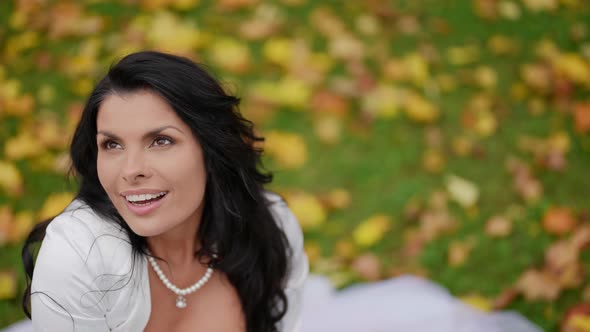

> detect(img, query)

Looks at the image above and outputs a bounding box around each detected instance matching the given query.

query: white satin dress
[3,193,541,332]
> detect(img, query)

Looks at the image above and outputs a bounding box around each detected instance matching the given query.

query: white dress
[24,192,308,332]
[3,195,542,332]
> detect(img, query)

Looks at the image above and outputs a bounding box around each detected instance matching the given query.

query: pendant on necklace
[176,295,187,309]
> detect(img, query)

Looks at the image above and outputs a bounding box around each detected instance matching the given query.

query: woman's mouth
[123,191,168,216]
[125,191,168,206]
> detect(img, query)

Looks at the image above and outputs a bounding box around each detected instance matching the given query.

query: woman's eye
[151,136,173,147]
[102,140,122,150]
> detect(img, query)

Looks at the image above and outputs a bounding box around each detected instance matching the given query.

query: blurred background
[0,0,589,330]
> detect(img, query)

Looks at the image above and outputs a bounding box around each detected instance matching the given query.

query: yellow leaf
[36,115,69,149]
[313,115,342,144]
[0,206,13,245]
[448,240,473,267]
[404,92,440,123]
[283,192,326,230]
[326,188,351,210]
[460,294,492,312]
[209,38,251,73]
[10,211,34,243]
[0,270,17,300]
[172,0,200,10]
[304,241,322,264]
[569,315,590,331]
[328,34,364,61]
[553,53,590,85]
[446,174,479,208]
[251,78,311,108]
[71,78,94,97]
[403,53,430,86]
[37,84,56,105]
[361,84,402,119]
[498,1,521,20]
[446,45,480,66]
[5,132,44,160]
[263,38,293,68]
[334,239,356,259]
[0,160,24,196]
[38,192,75,220]
[3,31,39,62]
[474,66,498,89]
[422,149,445,173]
[522,0,558,12]
[353,214,392,247]
[264,131,307,169]
[146,12,201,53]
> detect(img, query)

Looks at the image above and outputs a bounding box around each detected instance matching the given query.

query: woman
[21,51,308,332]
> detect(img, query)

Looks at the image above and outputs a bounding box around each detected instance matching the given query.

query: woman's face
[96,90,207,237]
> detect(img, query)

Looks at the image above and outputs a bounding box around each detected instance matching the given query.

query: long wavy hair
[22,51,290,332]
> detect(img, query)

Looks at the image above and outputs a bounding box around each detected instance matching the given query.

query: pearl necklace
[146,250,214,309]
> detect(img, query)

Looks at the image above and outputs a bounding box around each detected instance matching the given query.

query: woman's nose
[121,151,152,183]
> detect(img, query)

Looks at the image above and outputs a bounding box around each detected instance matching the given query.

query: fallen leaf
[209,38,251,73]
[314,115,342,144]
[498,1,521,20]
[334,239,356,260]
[572,102,590,134]
[473,0,498,20]
[351,253,381,281]
[516,269,561,301]
[521,0,559,12]
[283,192,326,230]
[563,303,590,332]
[310,90,349,117]
[403,92,440,123]
[446,45,480,66]
[446,174,479,208]
[353,214,392,247]
[264,131,308,168]
[146,11,201,53]
[38,192,75,220]
[460,293,492,312]
[263,38,293,68]
[422,149,446,173]
[217,0,258,11]
[543,206,577,236]
[0,270,17,300]
[485,215,513,237]
[328,34,365,61]
[488,34,520,55]
[253,78,312,108]
[0,206,13,245]
[355,14,380,36]
[0,160,24,196]
[448,240,473,267]
[361,84,403,119]
[9,211,34,243]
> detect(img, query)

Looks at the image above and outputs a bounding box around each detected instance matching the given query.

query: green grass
[1,0,590,330]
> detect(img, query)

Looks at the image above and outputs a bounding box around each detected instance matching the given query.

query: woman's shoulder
[31,199,150,330]
[42,199,134,274]
[263,191,309,288]
[49,199,123,238]
[263,191,303,247]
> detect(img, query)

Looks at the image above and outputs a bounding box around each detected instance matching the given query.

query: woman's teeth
[126,192,167,205]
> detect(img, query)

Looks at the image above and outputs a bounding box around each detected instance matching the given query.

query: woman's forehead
[97,91,186,133]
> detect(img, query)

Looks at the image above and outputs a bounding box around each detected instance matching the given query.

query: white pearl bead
[145,249,214,308]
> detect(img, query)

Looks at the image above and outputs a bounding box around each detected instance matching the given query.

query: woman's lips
[124,193,167,216]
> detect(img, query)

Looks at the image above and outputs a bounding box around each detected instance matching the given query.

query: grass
[1,0,590,330]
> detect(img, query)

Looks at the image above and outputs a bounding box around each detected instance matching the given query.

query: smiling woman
[20,51,308,332]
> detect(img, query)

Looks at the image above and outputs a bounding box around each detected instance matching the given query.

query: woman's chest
[144,268,246,332]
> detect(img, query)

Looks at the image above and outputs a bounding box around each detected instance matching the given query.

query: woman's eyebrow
[96,125,184,140]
